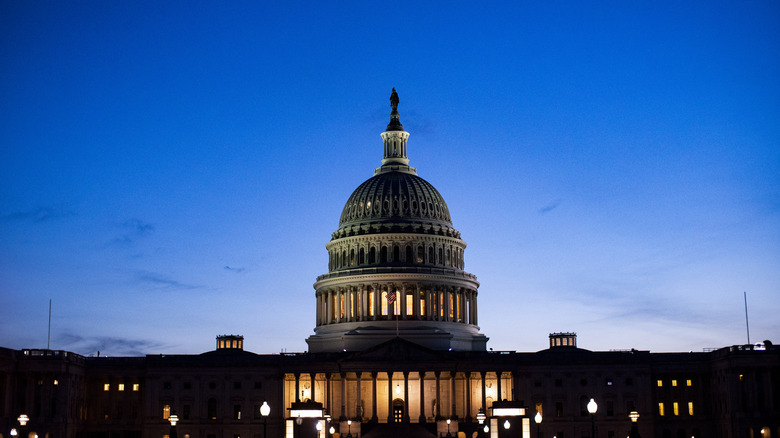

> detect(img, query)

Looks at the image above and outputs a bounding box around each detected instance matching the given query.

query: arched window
[349,249,355,266]
[438,248,443,265]
[428,247,434,264]
[405,245,413,263]
[419,291,427,317]
[380,246,388,263]
[359,248,365,265]
[369,247,376,264]
[342,251,347,268]
[417,246,424,263]
[393,245,400,262]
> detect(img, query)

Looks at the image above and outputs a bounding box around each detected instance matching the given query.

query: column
[403,372,410,422]
[371,372,378,422]
[341,373,347,420]
[387,371,394,423]
[326,373,332,413]
[336,289,342,323]
[450,372,456,418]
[361,285,367,321]
[413,284,421,320]
[480,372,486,411]
[465,372,472,421]
[497,372,502,402]
[295,373,301,403]
[310,373,316,402]
[400,284,407,320]
[356,372,362,421]
[419,371,426,423]
[372,283,380,320]
[435,371,441,420]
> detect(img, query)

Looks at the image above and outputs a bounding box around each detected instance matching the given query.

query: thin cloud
[0,206,75,223]
[134,271,200,290]
[538,199,562,215]
[57,332,166,356]
[224,266,247,273]
[107,218,154,247]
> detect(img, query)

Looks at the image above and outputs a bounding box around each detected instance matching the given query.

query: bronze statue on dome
[390,88,399,112]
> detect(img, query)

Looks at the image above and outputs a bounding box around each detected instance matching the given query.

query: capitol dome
[306,89,487,353]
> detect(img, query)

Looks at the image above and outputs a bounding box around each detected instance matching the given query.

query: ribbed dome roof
[338,171,453,230]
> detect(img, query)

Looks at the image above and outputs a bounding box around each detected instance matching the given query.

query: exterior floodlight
[587,399,598,414]
[18,415,29,426]
[629,411,639,422]
[504,420,510,429]
[260,401,271,417]
[535,412,542,423]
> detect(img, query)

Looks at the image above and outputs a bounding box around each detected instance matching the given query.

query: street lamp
[347,419,352,438]
[260,401,270,438]
[446,418,452,437]
[476,409,486,425]
[534,411,542,438]
[628,411,641,438]
[587,399,598,438]
[168,411,179,438]
[18,414,29,438]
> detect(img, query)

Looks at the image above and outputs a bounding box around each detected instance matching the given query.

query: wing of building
[1,91,778,438]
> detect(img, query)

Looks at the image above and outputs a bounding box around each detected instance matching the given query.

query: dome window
[366,201,371,210]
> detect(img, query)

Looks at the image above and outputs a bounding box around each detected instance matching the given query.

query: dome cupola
[306,90,487,353]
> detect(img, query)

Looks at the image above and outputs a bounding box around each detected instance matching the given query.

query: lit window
[163,405,171,420]
[686,379,692,386]
[104,384,110,391]
[118,384,125,391]
[688,402,694,416]
[673,402,679,416]
[739,374,744,381]
[406,294,414,316]
[54,380,59,386]
[535,402,543,416]
[672,379,677,387]
[657,380,663,387]
[658,403,665,416]
[133,384,140,391]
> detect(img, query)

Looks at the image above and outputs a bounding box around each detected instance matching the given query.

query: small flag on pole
[387,291,396,303]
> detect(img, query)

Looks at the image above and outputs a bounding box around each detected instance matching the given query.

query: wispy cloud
[538,199,562,214]
[224,265,246,273]
[0,206,75,223]
[57,332,166,356]
[107,218,154,246]
[134,270,200,290]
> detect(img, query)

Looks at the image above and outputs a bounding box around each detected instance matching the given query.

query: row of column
[288,370,510,423]
[315,284,478,327]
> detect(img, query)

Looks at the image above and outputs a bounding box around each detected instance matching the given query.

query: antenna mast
[48,299,52,350]
[744,292,750,345]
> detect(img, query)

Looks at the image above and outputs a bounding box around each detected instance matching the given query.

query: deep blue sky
[1,1,778,356]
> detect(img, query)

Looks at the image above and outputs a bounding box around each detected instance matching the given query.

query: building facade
[1,91,779,438]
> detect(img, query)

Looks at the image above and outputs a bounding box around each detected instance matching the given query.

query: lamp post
[446,418,452,437]
[260,401,270,438]
[168,411,179,438]
[534,411,542,438]
[628,411,641,438]
[18,414,29,438]
[347,419,352,438]
[586,399,598,438]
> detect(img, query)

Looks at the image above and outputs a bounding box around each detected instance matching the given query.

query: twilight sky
[1,1,778,357]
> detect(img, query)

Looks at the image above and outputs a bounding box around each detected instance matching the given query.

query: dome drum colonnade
[306,89,487,353]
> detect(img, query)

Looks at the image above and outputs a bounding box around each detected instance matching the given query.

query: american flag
[387,291,396,303]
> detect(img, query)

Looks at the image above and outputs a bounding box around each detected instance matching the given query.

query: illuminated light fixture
[535,411,542,424]
[169,414,179,426]
[396,384,401,394]
[587,398,598,414]
[260,401,270,417]
[483,425,489,434]
[295,415,303,426]
[329,427,335,434]
[476,408,486,424]
[10,429,18,437]
[316,422,323,431]
[486,383,494,398]
[503,420,511,429]
[493,407,524,416]
[18,415,29,426]
[629,411,639,423]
